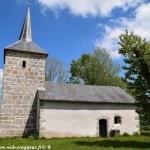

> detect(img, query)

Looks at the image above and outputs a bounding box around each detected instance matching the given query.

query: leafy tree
[45,56,69,83]
[70,48,124,87]
[118,30,150,122]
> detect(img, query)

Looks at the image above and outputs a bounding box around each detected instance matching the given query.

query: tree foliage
[118,30,150,121]
[70,48,124,87]
[45,56,69,83]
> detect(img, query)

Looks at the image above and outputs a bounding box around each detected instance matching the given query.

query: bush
[133,132,140,136]
[141,125,150,131]
[122,132,129,136]
[28,132,39,140]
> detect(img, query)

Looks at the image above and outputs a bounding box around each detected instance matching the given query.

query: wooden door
[99,119,107,137]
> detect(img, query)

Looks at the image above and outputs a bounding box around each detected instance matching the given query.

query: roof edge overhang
[39,98,135,105]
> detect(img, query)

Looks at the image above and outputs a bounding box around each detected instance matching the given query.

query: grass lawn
[0,132,149,150]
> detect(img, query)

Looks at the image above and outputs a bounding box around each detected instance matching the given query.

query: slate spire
[5,3,48,57]
[19,4,32,42]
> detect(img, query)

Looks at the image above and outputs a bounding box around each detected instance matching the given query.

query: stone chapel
[0,5,140,138]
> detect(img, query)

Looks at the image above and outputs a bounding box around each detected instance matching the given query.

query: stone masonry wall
[0,50,47,137]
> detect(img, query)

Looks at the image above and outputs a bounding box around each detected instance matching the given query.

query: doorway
[99,119,107,137]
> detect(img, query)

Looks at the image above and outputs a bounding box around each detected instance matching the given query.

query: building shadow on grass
[75,140,150,149]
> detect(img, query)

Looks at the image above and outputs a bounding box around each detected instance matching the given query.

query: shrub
[28,132,39,140]
[122,132,129,136]
[133,132,140,136]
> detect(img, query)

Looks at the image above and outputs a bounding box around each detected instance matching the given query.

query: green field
[0,132,150,150]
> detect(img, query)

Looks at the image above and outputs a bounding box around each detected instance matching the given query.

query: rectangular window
[114,116,121,124]
[22,61,26,68]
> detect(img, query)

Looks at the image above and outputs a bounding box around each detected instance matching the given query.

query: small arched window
[114,116,121,124]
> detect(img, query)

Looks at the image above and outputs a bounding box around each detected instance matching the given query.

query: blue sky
[0,0,150,89]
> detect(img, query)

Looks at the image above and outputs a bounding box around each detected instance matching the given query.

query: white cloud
[37,0,149,59]
[0,69,3,89]
[95,25,123,59]
[37,0,142,17]
[95,3,150,59]
[125,3,150,39]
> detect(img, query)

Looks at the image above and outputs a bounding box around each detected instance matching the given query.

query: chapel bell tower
[0,4,48,137]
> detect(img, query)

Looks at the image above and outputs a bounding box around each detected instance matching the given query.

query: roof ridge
[45,81,121,88]
[32,41,48,54]
[5,40,21,49]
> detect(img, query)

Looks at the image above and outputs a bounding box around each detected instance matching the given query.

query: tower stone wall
[0,50,47,137]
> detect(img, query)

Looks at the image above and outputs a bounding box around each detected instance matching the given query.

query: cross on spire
[28,0,30,6]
